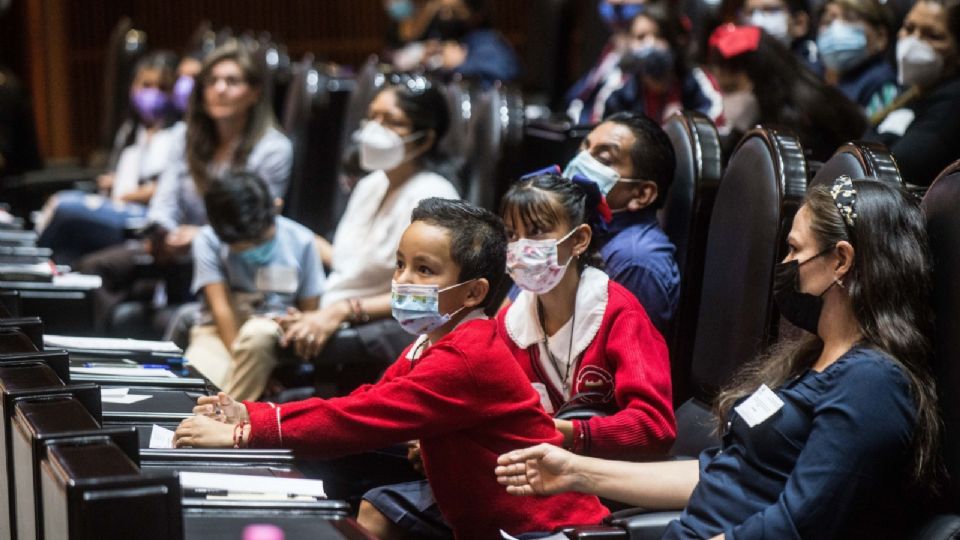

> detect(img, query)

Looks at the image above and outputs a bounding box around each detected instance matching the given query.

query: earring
[834,277,845,289]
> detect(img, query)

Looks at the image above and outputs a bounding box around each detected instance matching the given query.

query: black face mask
[429,16,469,41]
[772,248,836,334]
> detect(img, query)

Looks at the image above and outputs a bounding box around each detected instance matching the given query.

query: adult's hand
[280,302,350,360]
[193,391,249,424]
[495,443,583,496]
[174,414,237,448]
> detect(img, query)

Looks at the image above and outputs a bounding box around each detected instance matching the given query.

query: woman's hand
[280,302,350,360]
[173,414,237,448]
[193,391,249,423]
[495,443,583,496]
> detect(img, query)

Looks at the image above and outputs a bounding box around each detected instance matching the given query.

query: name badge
[531,382,555,414]
[255,266,299,294]
[734,384,784,428]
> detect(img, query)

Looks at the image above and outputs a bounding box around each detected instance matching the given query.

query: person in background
[171,50,204,115]
[498,177,942,539]
[565,0,647,124]
[707,24,867,160]
[732,0,822,73]
[75,41,292,333]
[277,80,459,391]
[185,172,323,401]
[391,0,520,86]
[37,51,181,264]
[817,0,898,116]
[604,3,724,125]
[174,198,611,540]
[563,112,680,336]
[869,0,960,186]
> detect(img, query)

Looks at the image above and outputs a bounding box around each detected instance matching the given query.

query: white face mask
[506,228,578,294]
[354,121,423,172]
[897,35,945,88]
[563,150,644,196]
[748,10,790,43]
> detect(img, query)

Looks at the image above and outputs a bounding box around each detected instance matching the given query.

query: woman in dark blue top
[496,177,942,539]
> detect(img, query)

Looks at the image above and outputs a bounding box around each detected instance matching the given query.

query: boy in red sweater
[173,198,608,539]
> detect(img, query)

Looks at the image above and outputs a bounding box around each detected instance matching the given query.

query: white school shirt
[321,169,459,308]
[111,123,183,202]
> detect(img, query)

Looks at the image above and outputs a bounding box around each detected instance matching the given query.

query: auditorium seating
[810,141,904,188]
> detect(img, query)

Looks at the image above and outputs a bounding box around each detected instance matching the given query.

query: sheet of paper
[101,394,152,404]
[44,334,182,353]
[100,387,129,398]
[52,273,102,288]
[179,472,326,498]
[149,425,175,449]
[71,366,178,378]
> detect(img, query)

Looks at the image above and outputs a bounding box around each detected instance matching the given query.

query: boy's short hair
[204,171,275,244]
[410,198,506,309]
[603,112,676,209]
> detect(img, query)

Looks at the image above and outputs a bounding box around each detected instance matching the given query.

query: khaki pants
[185,317,282,401]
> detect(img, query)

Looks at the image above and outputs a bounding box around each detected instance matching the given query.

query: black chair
[97,18,147,167]
[461,83,525,211]
[809,141,903,188]
[520,0,576,110]
[660,111,723,405]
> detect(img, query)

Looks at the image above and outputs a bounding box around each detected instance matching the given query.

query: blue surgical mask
[563,150,644,196]
[387,0,415,21]
[817,21,869,72]
[391,281,470,335]
[598,1,645,30]
[239,237,277,266]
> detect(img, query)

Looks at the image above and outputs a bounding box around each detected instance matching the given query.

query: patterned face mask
[391,281,470,335]
[506,228,578,295]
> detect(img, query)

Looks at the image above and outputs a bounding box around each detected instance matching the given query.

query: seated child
[184,171,323,400]
[173,198,609,539]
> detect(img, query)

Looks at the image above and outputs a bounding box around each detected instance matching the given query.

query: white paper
[178,472,326,498]
[71,366,178,378]
[734,384,785,427]
[52,273,102,288]
[877,108,916,137]
[101,394,152,404]
[149,425,175,449]
[100,387,129,398]
[44,334,182,353]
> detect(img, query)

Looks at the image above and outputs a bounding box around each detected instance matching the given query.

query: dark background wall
[2,0,541,162]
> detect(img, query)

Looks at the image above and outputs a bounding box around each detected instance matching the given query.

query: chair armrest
[562,525,628,539]
[613,511,682,540]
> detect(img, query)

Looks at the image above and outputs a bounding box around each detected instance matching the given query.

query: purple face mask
[131,87,172,125]
[172,75,194,113]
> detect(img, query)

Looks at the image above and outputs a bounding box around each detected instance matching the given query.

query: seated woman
[868,0,960,186]
[497,177,941,538]
[816,0,898,117]
[173,198,610,540]
[37,51,181,264]
[732,0,822,74]
[605,2,724,125]
[75,42,292,332]
[707,24,867,160]
[272,79,459,394]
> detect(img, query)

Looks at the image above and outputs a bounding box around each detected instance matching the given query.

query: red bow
[709,24,762,59]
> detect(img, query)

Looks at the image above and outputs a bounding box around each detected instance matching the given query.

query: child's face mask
[238,237,277,266]
[391,280,471,335]
[506,228,578,295]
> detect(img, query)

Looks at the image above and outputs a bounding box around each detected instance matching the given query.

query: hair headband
[829,175,858,228]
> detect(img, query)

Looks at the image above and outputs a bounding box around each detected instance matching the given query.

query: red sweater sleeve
[572,308,676,459]
[243,342,489,458]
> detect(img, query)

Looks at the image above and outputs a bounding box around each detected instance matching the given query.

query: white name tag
[255,266,299,294]
[734,384,785,428]
[531,382,555,414]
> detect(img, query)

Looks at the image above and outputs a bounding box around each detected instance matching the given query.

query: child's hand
[275,307,302,330]
[407,440,424,475]
[173,414,237,448]
[193,391,248,424]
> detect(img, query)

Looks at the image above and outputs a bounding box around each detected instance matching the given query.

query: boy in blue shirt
[185,171,323,400]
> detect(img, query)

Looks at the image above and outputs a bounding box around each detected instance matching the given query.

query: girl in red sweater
[173,197,608,539]
[498,172,676,460]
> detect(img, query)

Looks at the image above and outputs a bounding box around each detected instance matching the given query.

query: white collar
[405,308,488,361]
[505,267,609,360]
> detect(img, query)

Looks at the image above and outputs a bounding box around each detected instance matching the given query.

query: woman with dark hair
[271,79,460,391]
[604,3,725,124]
[75,41,292,333]
[37,50,181,263]
[497,177,942,538]
[707,24,867,160]
[869,0,960,185]
[729,0,822,73]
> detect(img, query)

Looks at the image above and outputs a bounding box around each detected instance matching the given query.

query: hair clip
[518,165,562,182]
[708,24,762,58]
[829,175,858,228]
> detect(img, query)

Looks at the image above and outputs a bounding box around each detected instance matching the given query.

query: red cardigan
[497,277,676,459]
[244,318,608,539]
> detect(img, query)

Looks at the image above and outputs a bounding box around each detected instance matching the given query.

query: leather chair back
[661,111,723,404]
[810,141,903,188]
[99,18,146,162]
[461,84,525,210]
[921,159,960,511]
[689,127,807,401]
[521,0,576,109]
[338,55,384,155]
